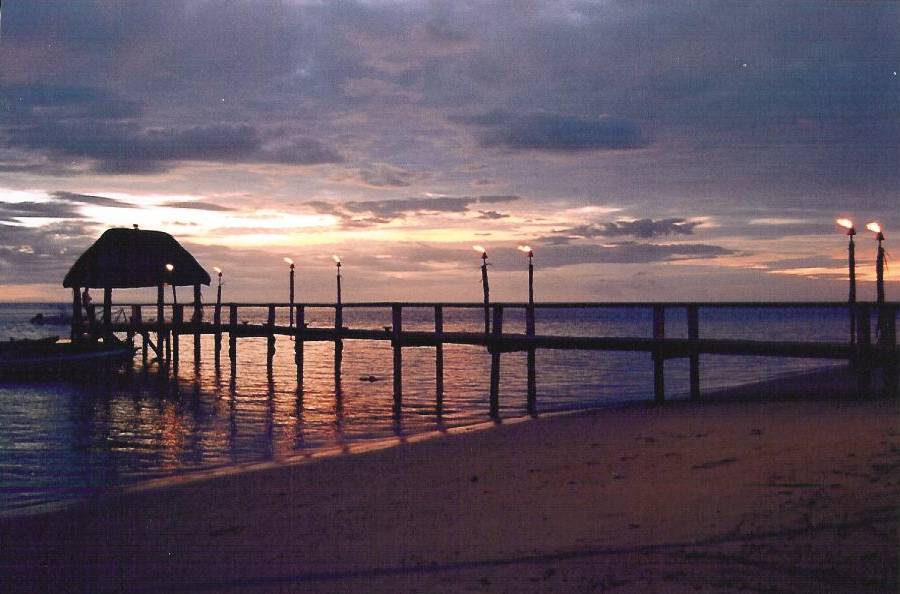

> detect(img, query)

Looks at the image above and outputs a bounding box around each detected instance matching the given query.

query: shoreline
[2,363,851,520]
[2,365,898,592]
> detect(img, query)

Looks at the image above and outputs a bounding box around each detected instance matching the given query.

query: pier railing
[90,301,899,415]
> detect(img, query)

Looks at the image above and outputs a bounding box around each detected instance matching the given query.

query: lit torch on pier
[333,255,343,330]
[474,246,490,334]
[284,257,295,330]
[836,219,856,344]
[866,222,888,341]
[165,263,176,307]
[213,267,223,309]
[518,245,535,335]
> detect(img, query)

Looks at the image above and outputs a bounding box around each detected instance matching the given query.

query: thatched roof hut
[64,228,210,289]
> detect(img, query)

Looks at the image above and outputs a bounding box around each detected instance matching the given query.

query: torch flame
[332,255,341,264]
[164,263,174,272]
[472,245,486,255]
[283,257,294,265]
[835,218,853,230]
[866,222,882,234]
[213,266,222,274]
[517,245,533,254]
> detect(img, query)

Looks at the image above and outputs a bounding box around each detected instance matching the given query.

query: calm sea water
[0,302,857,516]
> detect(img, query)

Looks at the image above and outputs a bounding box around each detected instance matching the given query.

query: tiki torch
[333,255,342,306]
[333,255,342,329]
[518,245,535,335]
[836,219,856,344]
[474,246,490,334]
[165,263,177,307]
[866,222,885,305]
[213,267,223,309]
[867,222,887,341]
[284,257,295,329]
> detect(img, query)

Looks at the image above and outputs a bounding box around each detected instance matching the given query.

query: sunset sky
[0,1,897,303]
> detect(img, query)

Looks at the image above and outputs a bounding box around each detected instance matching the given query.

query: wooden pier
[96,301,899,416]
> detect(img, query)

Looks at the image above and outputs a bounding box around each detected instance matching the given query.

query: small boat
[0,336,135,380]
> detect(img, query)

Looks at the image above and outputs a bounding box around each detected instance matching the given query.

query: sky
[0,0,898,303]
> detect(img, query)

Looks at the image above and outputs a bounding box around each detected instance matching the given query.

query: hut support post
[688,305,700,400]
[229,305,238,376]
[392,305,402,417]
[653,305,665,403]
[434,305,444,411]
[193,284,202,366]
[489,304,503,418]
[71,287,83,342]
[173,304,183,372]
[266,305,276,371]
[856,304,871,398]
[156,285,167,366]
[295,305,304,387]
[882,305,898,397]
[103,287,112,340]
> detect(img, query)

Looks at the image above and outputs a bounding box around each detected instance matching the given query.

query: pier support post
[526,303,537,415]
[434,305,444,412]
[295,305,304,387]
[489,304,504,418]
[653,305,665,403]
[687,305,700,400]
[334,305,343,391]
[882,305,897,397]
[266,305,276,372]
[213,301,222,368]
[392,305,403,417]
[856,304,871,398]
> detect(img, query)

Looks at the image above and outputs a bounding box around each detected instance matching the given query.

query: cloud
[306,195,520,227]
[457,112,647,151]
[0,201,83,222]
[5,119,345,174]
[477,210,509,220]
[160,201,235,212]
[0,220,96,284]
[554,218,702,240]
[50,191,137,208]
[531,242,734,267]
[357,164,415,188]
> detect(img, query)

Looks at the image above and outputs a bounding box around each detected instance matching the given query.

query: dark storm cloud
[306,195,520,227]
[50,191,136,208]
[554,219,701,240]
[463,112,647,151]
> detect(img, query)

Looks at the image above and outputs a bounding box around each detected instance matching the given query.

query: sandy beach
[1,371,898,593]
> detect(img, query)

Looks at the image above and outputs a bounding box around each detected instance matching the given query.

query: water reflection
[0,305,862,515]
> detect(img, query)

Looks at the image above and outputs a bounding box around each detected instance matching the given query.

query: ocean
[0,302,858,516]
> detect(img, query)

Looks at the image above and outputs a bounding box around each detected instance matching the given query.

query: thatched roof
[63,228,211,288]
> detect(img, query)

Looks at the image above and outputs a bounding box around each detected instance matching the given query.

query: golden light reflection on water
[0,305,864,515]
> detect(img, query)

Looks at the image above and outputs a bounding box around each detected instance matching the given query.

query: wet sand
[1,370,898,593]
